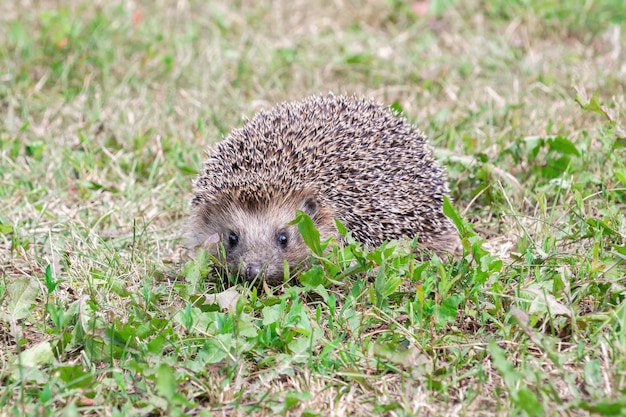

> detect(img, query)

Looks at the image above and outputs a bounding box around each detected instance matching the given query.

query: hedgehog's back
[193,94,458,252]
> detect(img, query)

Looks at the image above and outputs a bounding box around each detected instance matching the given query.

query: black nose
[246,263,263,281]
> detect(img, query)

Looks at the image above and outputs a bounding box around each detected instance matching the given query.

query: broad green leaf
[262,305,281,326]
[16,341,54,367]
[546,136,580,156]
[615,168,626,186]
[293,211,322,256]
[443,196,470,238]
[156,364,176,401]
[517,387,543,416]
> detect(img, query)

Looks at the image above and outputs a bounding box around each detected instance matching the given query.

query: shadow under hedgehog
[187,93,461,285]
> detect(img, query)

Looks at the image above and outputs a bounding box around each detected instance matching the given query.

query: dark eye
[227,232,239,248]
[277,231,288,248]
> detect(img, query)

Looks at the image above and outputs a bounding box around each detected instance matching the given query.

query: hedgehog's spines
[189,94,460,284]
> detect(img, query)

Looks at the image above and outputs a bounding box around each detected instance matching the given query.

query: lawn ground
[1,1,625,416]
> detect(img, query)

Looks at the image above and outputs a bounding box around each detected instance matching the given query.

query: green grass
[1,0,625,415]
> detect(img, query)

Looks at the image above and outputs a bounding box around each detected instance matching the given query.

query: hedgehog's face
[220,212,308,285]
[190,192,334,286]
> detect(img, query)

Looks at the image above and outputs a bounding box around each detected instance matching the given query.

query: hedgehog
[187,94,461,285]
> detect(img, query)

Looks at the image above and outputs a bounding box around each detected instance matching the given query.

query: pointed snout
[245,263,263,281]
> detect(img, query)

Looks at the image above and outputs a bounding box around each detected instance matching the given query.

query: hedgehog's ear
[198,202,215,224]
[300,193,319,218]
[186,202,220,249]
[302,197,318,217]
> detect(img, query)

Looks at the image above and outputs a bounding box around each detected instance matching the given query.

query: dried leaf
[524,288,572,317]
[201,287,241,311]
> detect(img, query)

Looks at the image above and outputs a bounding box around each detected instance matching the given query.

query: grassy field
[1,0,625,415]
